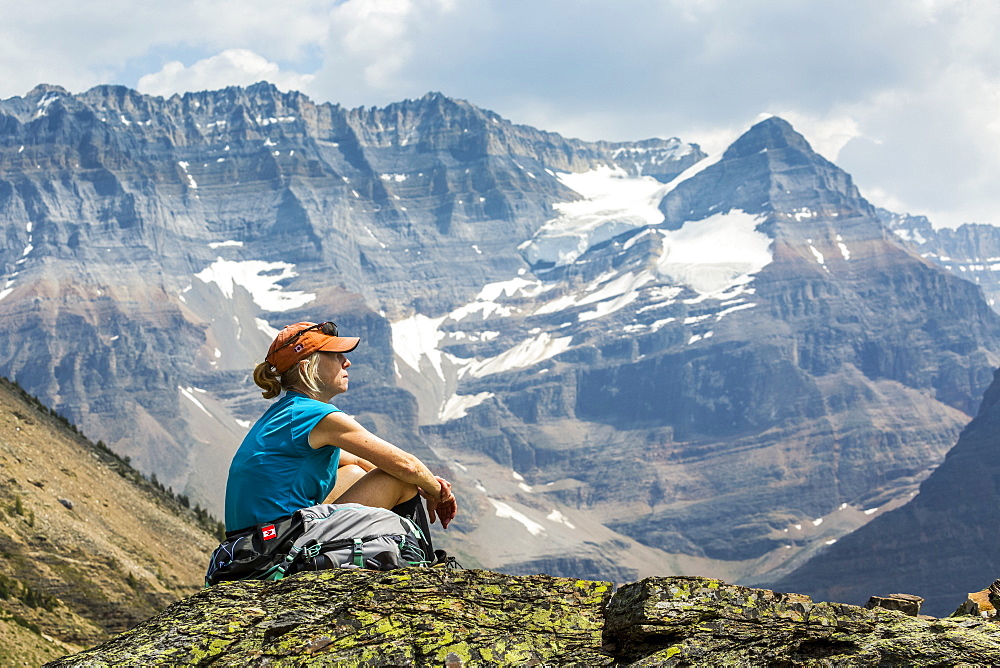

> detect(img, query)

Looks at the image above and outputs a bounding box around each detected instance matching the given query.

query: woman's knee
[324,464,370,503]
[340,464,367,479]
[337,469,416,508]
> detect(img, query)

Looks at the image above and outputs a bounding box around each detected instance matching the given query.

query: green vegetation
[1,610,44,636]
[0,572,57,612]
[7,496,35,528]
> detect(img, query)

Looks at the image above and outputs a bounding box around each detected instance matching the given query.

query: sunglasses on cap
[271,321,339,355]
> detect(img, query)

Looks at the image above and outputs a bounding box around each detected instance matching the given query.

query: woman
[224,320,457,551]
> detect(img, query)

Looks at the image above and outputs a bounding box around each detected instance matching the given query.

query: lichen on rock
[46,568,614,666]
[606,576,1000,665]
[46,572,1000,666]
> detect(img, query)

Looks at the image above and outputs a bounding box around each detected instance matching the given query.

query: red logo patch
[261,525,277,540]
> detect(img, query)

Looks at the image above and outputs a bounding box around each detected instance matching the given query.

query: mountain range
[2,82,999,594]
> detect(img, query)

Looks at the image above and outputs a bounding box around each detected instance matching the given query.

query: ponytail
[252,352,323,399]
[252,361,283,399]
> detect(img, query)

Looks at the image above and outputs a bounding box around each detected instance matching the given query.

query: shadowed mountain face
[772,366,1000,617]
[1,84,999,586]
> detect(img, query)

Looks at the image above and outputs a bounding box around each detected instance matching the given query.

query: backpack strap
[351,539,365,568]
[390,495,434,556]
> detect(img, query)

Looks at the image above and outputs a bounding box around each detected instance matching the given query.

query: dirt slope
[0,377,219,665]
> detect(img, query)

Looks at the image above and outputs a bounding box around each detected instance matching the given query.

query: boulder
[46,569,615,666]
[48,571,1000,666]
[951,579,1000,619]
[864,593,923,616]
[607,577,1000,665]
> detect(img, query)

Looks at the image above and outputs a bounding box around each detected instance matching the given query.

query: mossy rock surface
[607,576,1000,666]
[46,568,614,666]
[47,572,1000,666]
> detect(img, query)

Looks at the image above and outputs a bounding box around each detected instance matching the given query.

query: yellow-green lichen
[435,640,473,663]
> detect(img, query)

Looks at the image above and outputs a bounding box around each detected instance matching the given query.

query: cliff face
[882,209,1000,315]
[2,84,1000,587]
[773,365,1000,617]
[48,570,1000,666]
[420,117,1000,580]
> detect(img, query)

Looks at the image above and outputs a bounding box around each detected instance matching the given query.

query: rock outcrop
[881,209,1000,315]
[48,570,1000,666]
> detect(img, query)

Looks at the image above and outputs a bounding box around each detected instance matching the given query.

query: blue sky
[3,0,1000,229]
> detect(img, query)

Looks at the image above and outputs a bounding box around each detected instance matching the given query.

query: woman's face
[318,352,351,397]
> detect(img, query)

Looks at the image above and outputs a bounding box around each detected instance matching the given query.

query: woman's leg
[329,468,418,509]
[323,464,369,503]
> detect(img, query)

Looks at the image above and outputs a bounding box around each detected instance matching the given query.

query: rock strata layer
[49,571,1000,666]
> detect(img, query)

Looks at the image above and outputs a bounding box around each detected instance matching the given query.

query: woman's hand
[420,476,458,529]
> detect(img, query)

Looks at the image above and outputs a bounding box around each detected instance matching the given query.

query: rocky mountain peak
[23,83,70,99]
[723,116,813,159]
[658,115,873,231]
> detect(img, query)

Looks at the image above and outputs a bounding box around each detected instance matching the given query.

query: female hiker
[223,320,457,561]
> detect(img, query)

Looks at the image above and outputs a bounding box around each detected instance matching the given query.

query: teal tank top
[225,391,342,530]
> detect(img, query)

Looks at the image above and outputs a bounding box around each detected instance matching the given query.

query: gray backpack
[281,503,431,575]
[206,502,431,586]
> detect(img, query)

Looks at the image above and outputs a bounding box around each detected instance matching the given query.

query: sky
[2,0,999,228]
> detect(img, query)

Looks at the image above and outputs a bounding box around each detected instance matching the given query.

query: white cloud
[0,1,328,98]
[312,0,467,101]
[137,49,314,98]
[834,62,1000,228]
[772,113,862,164]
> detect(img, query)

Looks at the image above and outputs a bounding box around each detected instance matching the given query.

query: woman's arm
[309,411,446,502]
[338,449,375,472]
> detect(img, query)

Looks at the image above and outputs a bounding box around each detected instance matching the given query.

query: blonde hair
[252,353,323,399]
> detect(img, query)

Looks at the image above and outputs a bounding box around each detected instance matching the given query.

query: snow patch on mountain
[893,227,928,245]
[518,165,770,296]
[488,499,546,536]
[449,277,545,321]
[533,271,658,324]
[177,161,198,189]
[657,210,772,294]
[178,386,211,417]
[392,297,574,423]
[519,166,665,266]
[391,313,449,380]
[837,234,852,261]
[439,392,494,421]
[255,318,279,338]
[194,259,315,312]
[461,332,573,379]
